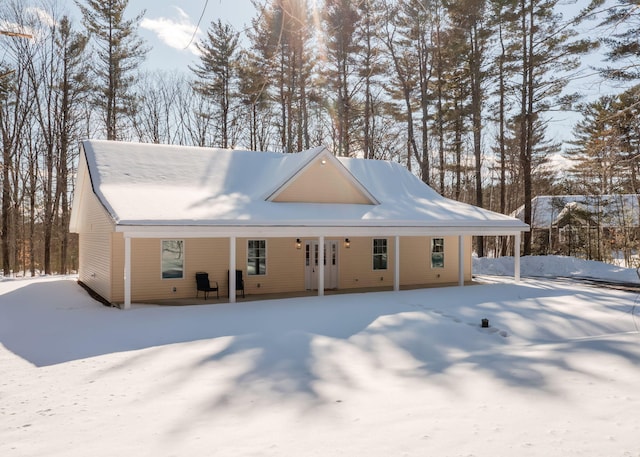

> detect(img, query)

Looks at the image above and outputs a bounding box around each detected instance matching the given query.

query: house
[70,140,529,308]
[513,195,640,258]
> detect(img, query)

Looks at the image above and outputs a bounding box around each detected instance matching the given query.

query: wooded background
[1,0,639,276]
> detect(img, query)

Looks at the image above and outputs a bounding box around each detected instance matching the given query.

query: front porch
[134,280,480,307]
[120,231,507,309]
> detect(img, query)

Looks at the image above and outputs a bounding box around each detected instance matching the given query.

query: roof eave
[115,222,529,239]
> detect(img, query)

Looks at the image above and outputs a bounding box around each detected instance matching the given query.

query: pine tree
[567,96,621,195]
[191,20,240,149]
[76,0,147,140]
[323,0,361,157]
[586,0,640,81]
[511,0,595,255]
[356,0,384,160]
[249,0,314,153]
[446,0,492,256]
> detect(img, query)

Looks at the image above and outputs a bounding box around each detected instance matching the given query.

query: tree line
[0,0,638,276]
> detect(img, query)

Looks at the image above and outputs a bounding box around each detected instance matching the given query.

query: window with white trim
[161,240,184,279]
[373,238,388,270]
[431,238,444,268]
[247,240,266,275]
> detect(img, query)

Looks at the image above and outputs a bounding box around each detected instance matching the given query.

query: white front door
[305,240,339,290]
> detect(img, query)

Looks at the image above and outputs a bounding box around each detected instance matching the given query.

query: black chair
[228,269,245,298]
[195,272,219,299]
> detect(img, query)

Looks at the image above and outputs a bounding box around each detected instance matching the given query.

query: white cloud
[0,8,54,43]
[25,7,56,28]
[140,6,202,56]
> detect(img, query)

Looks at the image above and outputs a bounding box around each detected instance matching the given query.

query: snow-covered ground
[2,256,640,456]
[474,254,640,283]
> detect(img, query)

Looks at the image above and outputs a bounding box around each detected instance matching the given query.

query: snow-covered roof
[74,140,528,236]
[513,195,640,229]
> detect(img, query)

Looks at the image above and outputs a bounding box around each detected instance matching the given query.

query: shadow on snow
[1,277,639,417]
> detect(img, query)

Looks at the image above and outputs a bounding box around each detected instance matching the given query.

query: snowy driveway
[1,275,639,457]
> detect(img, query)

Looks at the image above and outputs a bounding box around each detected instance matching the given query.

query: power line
[184,0,210,50]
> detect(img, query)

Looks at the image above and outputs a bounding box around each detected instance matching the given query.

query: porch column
[229,236,236,303]
[514,232,521,282]
[394,235,400,291]
[124,235,131,309]
[458,235,464,286]
[318,235,325,296]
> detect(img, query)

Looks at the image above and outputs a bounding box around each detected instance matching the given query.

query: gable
[270,152,377,205]
[69,147,116,233]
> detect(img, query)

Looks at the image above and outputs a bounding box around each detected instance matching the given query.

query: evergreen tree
[447,0,491,255]
[381,0,419,171]
[567,96,621,195]
[191,20,240,149]
[511,0,595,255]
[323,0,361,157]
[586,0,640,81]
[356,0,384,160]
[76,0,147,140]
[249,0,315,153]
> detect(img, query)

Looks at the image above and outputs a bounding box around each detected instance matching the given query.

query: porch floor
[136,281,478,307]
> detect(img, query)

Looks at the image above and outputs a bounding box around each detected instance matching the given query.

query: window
[373,238,387,270]
[161,240,184,279]
[247,240,266,275]
[431,238,444,268]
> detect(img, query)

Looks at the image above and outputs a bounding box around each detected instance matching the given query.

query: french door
[305,240,339,290]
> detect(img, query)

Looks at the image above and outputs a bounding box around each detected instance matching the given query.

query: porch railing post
[318,236,325,296]
[458,235,464,286]
[230,236,236,303]
[124,235,131,309]
[394,235,400,291]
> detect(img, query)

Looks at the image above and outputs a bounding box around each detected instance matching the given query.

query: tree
[447,0,491,256]
[586,0,640,81]
[0,0,38,275]
[53,17,90,273]
[76,0,147,140]
[567,96,621,194]
[381,0,420,171]
[511,0,595,255]
[191,20,240,149]
[356,0,384,160]
[249,0,315,153]
[323,0,361,157]
[488,0,519,217]
[26,13,89,275]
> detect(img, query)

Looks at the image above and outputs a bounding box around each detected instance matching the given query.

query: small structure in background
[513,195,640,265]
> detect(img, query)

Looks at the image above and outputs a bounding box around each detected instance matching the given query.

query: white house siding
[75,164,116,302]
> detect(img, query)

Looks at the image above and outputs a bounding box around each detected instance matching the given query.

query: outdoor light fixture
[345,238,350,248]
[320,158,327,165]
[296,238,301,249]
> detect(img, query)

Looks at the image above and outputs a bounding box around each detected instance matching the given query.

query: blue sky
[134,0,256,71]
[67,0,617,148]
